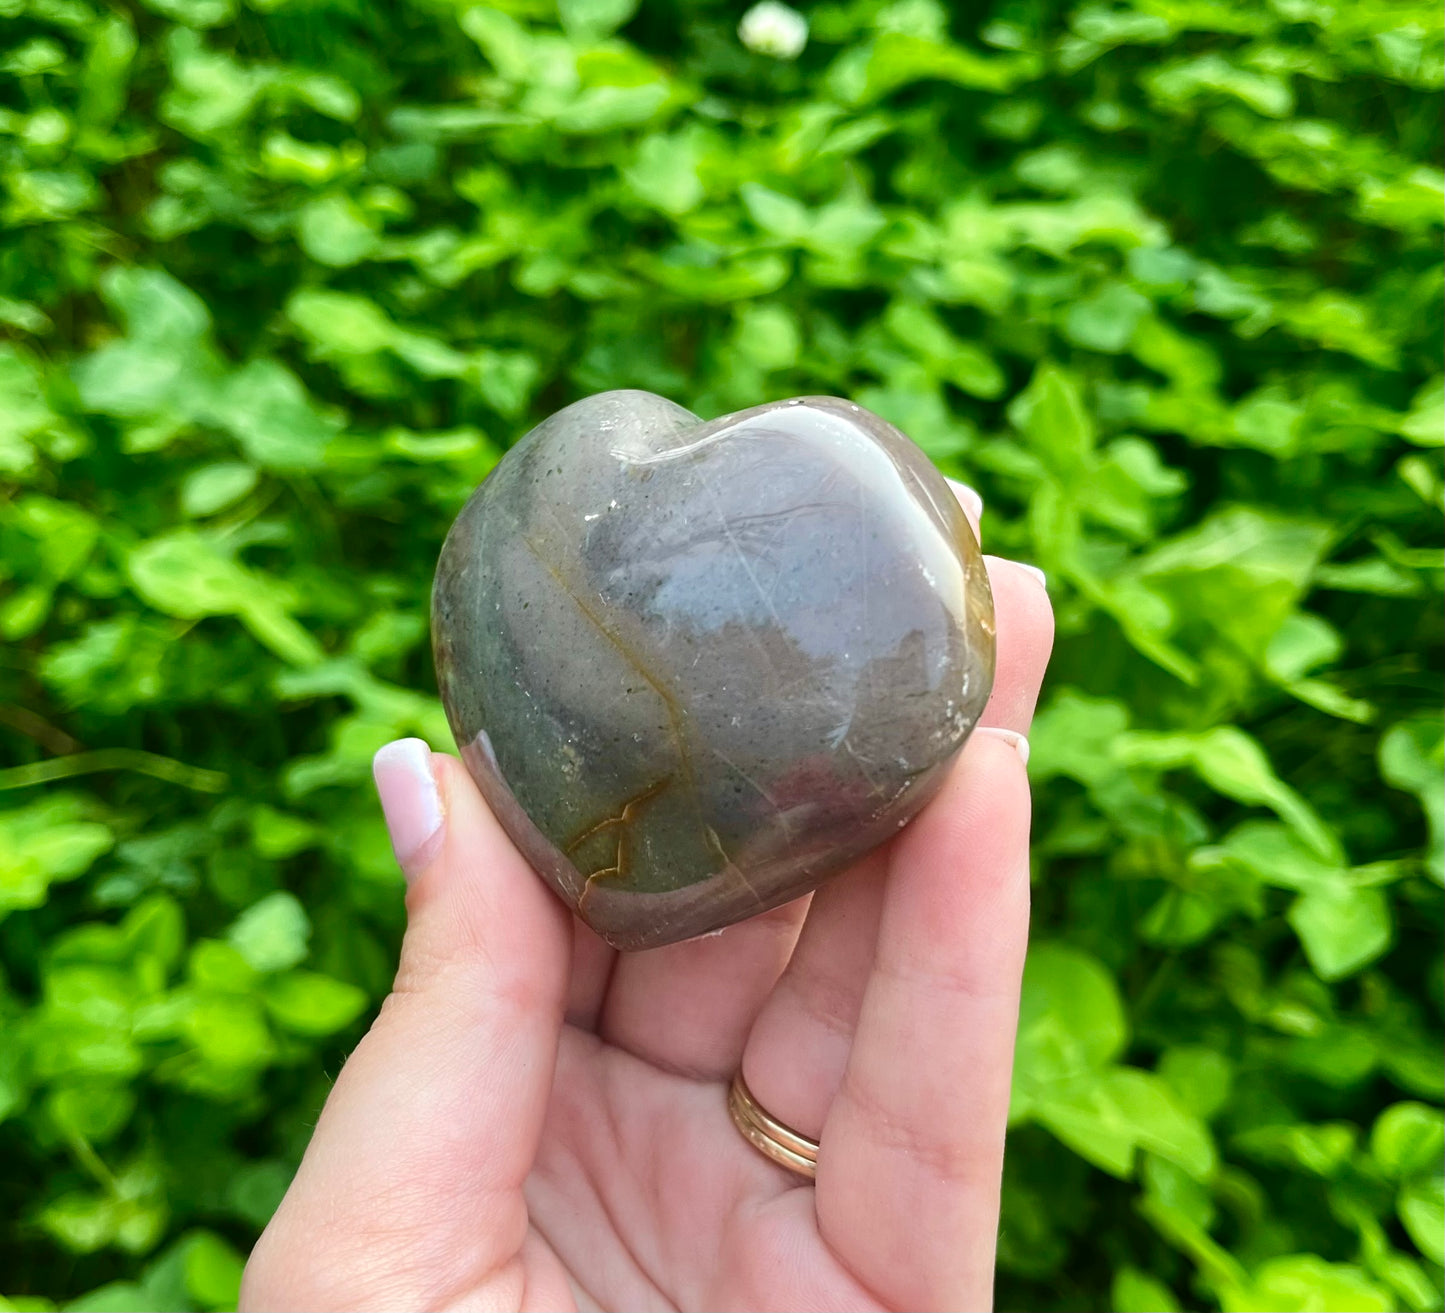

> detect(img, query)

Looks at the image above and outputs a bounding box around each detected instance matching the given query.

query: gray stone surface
[432,390,996,950]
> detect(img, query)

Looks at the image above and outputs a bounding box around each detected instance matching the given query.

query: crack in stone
[573,775,674,913]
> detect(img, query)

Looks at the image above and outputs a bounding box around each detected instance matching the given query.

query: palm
[241,540,1052,1313]
[525,935,891,1313]
[525,1028,857,1312]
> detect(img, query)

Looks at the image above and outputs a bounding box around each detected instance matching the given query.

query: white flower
[738,1,809,60]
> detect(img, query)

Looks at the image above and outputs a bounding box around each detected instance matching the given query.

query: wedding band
[728,1069,819,1181]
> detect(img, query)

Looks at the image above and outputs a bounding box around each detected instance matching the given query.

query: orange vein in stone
[520,534,718,877]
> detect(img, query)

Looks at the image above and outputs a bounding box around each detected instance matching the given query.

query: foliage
[1,0,1441,1307]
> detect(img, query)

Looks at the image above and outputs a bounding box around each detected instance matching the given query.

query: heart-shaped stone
[432,391,995,950]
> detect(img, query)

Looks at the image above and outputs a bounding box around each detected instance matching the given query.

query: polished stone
[432,391,995,950]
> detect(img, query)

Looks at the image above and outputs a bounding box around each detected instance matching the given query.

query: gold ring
[728,1069,819,1181]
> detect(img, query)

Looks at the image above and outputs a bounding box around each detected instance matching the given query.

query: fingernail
[373,738,444,878]
[974,726,1030,767]
[1015,563,1047,590]
[948,480,984,523]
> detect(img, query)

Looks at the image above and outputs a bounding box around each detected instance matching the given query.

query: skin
[240,500,1055,1313]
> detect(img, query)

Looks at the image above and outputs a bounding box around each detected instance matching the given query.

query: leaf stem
[0,749,229,793]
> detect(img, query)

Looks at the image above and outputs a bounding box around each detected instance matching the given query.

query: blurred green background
[1,0,1441,1308]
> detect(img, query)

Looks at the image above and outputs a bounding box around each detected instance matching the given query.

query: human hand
[240,488,1054,1313]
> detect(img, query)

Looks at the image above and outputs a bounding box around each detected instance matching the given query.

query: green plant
[1,0,1440,1308]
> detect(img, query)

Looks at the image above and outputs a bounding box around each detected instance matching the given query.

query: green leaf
[127,532,323,666]
[1025,1068,1215,1181]
[1227,1255,1393,1312]
[1232,388,1304,455]
[225,1162,293,1228]
[0,347,58,475]
[1008,363,1095,471]
[1371,1103,1445,1180]
[622,133,703,215]
[296,194,379,268]
[39,1195,125,1256]
[63,1282,147,1311]
[740,183,811,242]
[884,300,1005,397]
[286,289,394,357]
[1233,1122,1357,1176]
[263,971,368,1036]
[1118,727,1341,862]
[188,940,257,994]
[226,892,310,973]
[1281,288,1400,367]
[1029,690,1131,785]
[6,495,100,581]
[1158,1046,1234,1121]
[1065,284,1152,353]
[1287,884,1392,980]
[1148,54,1294,118]
[181,1231,244,1310]
[248,806,321,859]
[38,1160,166,1258]
[807,191,886,256]
[121,895,186,974]
[829,32,1036,104]
[1015,942,1128,1087]
[45,1082,135,1144]
[1113,1266,1182,1313]
[1,585,53,640]
[557,0,638,38]
[72,340,217,421]
[184,994,274,1068]
[1135,507,1333,660]
[1379,713,1445,883]
[0,797,113,916]
[139,0,236,29]
[212,361,334,471]
[1399,1177,1445,1265]
[1030,1078,1139,1176]
[383,426,491,464]
[126,532,241,612]
[259,131,362,183]
[1399,376,1443,446]
[180,463,257,517]
[98,267,211,344]
[1217,821,1344,892]
[732,304,800,372]
[550,83,670,134]
[1102,1069,1217,1179]
[1264,613,1376,725]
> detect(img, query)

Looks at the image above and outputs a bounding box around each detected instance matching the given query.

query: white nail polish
[973,726,1030,767]
[373,738,444,878]
[948,480,984,523]
[1015,563,1047,590]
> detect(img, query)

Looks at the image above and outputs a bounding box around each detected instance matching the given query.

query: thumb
[241,740,571,1313]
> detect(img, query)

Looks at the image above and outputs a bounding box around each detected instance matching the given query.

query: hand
[240,490,1054,1313]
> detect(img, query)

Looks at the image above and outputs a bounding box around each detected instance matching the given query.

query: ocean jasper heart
[432,391,996,951]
